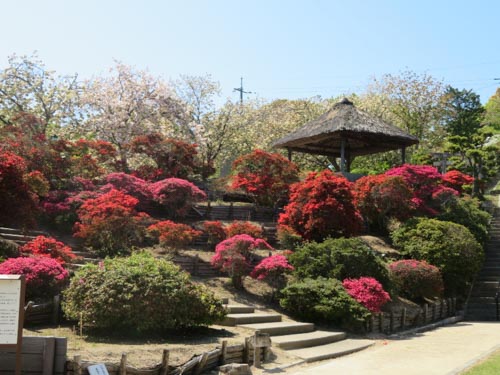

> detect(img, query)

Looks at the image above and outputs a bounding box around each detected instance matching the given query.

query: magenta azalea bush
[211,234,273,288]
[342,277,391,313]
[0,256,69,301]
[388,259,444,300]
[250,254,294,297]
[150,178,206,218]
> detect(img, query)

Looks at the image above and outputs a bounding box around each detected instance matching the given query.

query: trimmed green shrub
[280,277,370,331]
[437,196,491,245]
[62,252,226,333]
[288,237,391,289]
[388,259,444,300]
[391,218,483,296]
[0,238,19,261]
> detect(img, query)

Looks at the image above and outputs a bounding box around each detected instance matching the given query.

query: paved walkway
[288,322,500,375]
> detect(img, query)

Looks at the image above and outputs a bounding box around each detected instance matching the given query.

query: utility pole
[233,77,252,104]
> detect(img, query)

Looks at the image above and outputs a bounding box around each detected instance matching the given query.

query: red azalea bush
[278,170,363,241]
[101,172,153,210]
[211,234,273,288]
[442,170,474,194]
[231,150,299,207]
[0,149,39,227]
[0,256,69,301]
[353,175,414,231]
[147,220,202,251]
[203,221,227,249]
[150,178,207,218]
[73,189,150,256]
[250,254,294,296]
[342,277,391,313]
[21,236,76,265]
[225,221,264,239]
[388,259,444,300]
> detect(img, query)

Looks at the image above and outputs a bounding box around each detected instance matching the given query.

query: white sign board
[0,278,22,345]
[88,364,110,375]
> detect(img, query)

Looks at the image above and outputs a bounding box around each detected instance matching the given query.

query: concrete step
[225,304,255,314]
[0,233,37,242]
[238,322,315,336]
[221,313,282,326]
[272,330,346,350]
[287,339,374,363]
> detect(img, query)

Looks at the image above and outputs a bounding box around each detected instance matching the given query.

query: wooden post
[52,294,60,324]
[253,331,261,368]
[74,355,82,375]
[389,311,395,333]
[440,300,444,319]
[243,337,250,363]
[378,312,383,332]
[340,138,346,173]
[193,255,199,276]
[424,304,428,324]
[401,146,406,164]
[194,352,209,375]
[432,303,436,321]
[287,148,292,162]
[401,308,407,329]
[160,349,169,375]
[447,298,451,316]
[229,202,234,220]
[120,353,127,375]
[219,340,227,365]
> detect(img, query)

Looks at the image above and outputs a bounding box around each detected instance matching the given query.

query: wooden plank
[54,338,67,374]
[42,337,55,375]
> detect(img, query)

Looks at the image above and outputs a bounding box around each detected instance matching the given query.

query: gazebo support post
[287,148,292,162]
[340,138,346,173]
[401,146,406,165]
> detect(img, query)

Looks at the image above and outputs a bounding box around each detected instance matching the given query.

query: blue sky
[2,0,499,103]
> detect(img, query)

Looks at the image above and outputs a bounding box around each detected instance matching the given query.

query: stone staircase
[219,298,373,363]
[0,226,46,245]
[466,207,500,321]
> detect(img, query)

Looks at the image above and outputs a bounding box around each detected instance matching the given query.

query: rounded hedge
[288,237,391,290]
[388,259,444,301]
[391,218,483,296]
[280,277,370,331]
[62,252,226,333]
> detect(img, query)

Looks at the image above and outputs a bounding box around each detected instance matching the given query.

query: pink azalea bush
[211,234,273,288]
[150,178,207,218]
[0,256,69,300]
[21,235,76,265]
[250,254,294,297]
[388,259,444,300]
[342,277,391,313]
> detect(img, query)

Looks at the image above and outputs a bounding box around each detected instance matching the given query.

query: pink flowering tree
[211,234,273,288]
[342,277,391,313]
[250,254,294,299]
[150,178,207,218]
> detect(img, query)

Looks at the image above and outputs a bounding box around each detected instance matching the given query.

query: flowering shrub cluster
[342,277,391,313]
[442,170,474,194]
[211,234,273,288]
[21,236,76,265]
[101,172,153,210]
[225,221,264,239]
[147,220,202,251]
[73,189,151,256]
[279,170,363,241]
[250,254,294,296]
[150,178,207,218]
[0,256,69,301]
[203,221,226,249]
[231,150,299,207]
[353,175,414,231]
[388,260,444,300]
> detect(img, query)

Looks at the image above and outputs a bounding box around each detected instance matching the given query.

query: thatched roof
[273,98,419,157]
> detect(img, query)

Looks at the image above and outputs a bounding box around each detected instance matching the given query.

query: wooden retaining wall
[0,336,67,375]
[66,337,268,375]
[366,298,458,334]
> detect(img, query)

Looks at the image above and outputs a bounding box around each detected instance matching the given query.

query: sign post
[0,275,26,375]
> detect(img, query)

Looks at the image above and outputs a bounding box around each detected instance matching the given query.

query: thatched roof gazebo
[273,98,419,172]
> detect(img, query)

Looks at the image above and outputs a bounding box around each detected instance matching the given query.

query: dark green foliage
[62,252,226,333]
[0,238,19,260]
[437,196,491,245]
[391,218,483,296]
[288,237,391,289]
[279,277,370,331]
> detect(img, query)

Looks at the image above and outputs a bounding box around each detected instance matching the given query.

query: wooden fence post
[193,255,199,276]
[401,308,407,330]
[194,352,209,375]
[440,300,444,319]
[74,355,82,375]
[243,337,250,363]
[253,332,261,368]
[378,312,383,332]
[52,295,60,324]
[432,303,436,321]
[160,349,169,375]
[423,304,428,324]
[228,202,234,220]
[219,340,227,365]
[120,353,127,375]
[389,311,395,333]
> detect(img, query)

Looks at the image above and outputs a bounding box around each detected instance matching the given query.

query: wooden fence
[366,298,458,334]
[0,336,67,375]
[24,296,61,326]
[66,336,268,375]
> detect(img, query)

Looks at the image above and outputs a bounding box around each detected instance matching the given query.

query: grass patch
[463,349,500,374]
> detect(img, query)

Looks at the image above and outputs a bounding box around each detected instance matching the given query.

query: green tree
[442,87,498,196]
